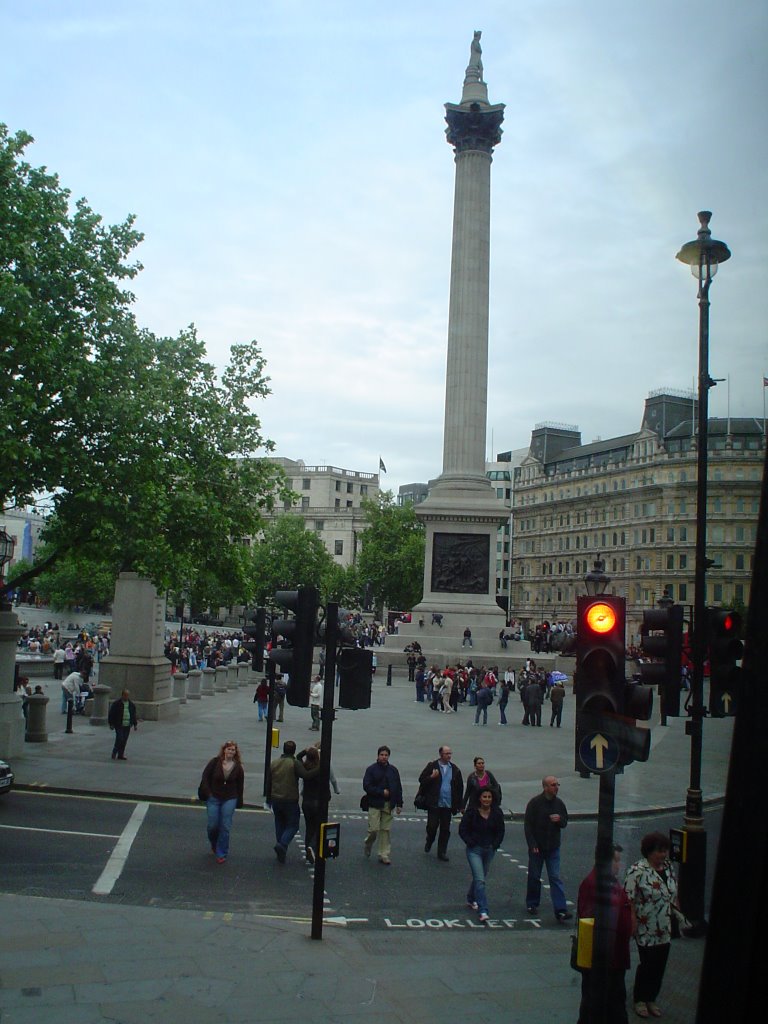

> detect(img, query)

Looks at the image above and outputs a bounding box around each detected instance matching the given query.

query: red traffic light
[584,602,618,635]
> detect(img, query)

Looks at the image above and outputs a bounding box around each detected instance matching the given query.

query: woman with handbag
[624,831,682,1018]
[458,786,505,922]
[199,740,245,864]
[461,756,502,811]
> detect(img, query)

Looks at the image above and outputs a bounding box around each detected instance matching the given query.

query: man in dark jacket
[362,746,403,865]
[524,775,572,921]
[418,745,464,861]
[268,739,319,863]
[108,689,137,760]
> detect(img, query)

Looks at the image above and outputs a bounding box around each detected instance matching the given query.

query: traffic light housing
[338,647,373,710]
[243,607,266,672]
[269,587,319,707]
[639,604,684,717]
[575,595,652,772]
[708,608,743,717]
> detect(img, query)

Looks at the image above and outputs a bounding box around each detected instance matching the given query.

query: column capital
[445,102,505,155]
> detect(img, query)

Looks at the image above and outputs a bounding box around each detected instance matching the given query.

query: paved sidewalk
[3,668,730,1023]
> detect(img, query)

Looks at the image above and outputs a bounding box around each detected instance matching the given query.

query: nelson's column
[412,32,507,637]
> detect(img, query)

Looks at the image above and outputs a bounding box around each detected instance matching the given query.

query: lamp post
[675,210,730,933]
[584,555,609,596]
[0,528,16,610]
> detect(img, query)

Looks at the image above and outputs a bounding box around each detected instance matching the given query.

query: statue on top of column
[464,30,484,84]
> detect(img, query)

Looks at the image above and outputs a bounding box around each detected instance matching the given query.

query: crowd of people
[405,656,568,729]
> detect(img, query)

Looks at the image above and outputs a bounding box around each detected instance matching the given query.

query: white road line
[92,801,149,895]
[0,824,121,839]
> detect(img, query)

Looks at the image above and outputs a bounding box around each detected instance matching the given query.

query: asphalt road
[0,791,722,933]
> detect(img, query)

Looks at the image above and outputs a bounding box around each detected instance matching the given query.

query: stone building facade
[264,458,379,568]
[510,390,764,640]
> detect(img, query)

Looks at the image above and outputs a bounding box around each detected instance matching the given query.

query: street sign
[578,731,620,774]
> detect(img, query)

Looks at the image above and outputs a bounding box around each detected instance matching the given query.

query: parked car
[0,759,14,796]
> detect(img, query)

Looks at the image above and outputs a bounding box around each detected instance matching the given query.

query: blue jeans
[206,796,237,858]
[257,700,267,721]
[526,847,567,913]
[474,703,488,725]
[498,699,508,724]
[271,799,300,851]
[465,845,496,915]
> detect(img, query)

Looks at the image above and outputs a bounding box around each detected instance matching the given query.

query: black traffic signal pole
[311,601,339,941]
[587,769,617,1024]
[262,660,277,801]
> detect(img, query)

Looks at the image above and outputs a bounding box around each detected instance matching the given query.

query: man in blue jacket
[362,745,403,865]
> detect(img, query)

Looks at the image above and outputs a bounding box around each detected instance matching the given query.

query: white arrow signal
[722,692,732,713]
[324,916,369,926]
[590,733,609,769]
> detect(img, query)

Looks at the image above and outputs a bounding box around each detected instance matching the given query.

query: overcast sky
[3,1,766,497]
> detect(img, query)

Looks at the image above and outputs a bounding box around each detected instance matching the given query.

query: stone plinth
[172,672,188,704]
[24,693,49,743]
[215,667,229,693]
[186,669,202,700]
[201,669,216,696]
[98,573,178,721]
[0,603,25,758]
[226,665,238,690]
[89,684,111,726]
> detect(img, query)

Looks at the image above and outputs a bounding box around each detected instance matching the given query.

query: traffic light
[269,586,319,707]
[639,604,684,717]
[575,595,626,719]
[243,607,266,672]
[338,648,373,710]
[575,595,652,772]
[708,608,743,717]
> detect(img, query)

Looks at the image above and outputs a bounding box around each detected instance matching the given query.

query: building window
[346,501,353,508]
[302,478,311,490]
[335,480,341,491]
[713,583,723,603]
[334,540,343,556]
[735,554,744,570]
[315,520,324,531]
[679,526,687,542]
[360,484,368,496]
[666,555,674,570]
[335,498,340,509]
[679,555,687,569]
[301,496,310,511]
[678,584,687,602]
[346,482,353,493]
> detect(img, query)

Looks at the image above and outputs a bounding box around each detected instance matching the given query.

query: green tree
[0,125,287,607]
[355,492,425,612]
[249,516,337,606]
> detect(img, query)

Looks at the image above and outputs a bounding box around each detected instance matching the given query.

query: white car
[0,759,13,796]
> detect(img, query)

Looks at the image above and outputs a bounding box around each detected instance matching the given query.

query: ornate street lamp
[0,526,16,611]
[675,210,730,934]
[584,555,610,596]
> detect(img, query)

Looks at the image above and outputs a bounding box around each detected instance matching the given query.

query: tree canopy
[354,492,425,612]
[1,124,287,607]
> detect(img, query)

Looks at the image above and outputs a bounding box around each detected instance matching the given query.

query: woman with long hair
[458,785,505,923]
[199,740,245,864]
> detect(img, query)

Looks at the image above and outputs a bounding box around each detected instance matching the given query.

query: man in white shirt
[309,675,323,731]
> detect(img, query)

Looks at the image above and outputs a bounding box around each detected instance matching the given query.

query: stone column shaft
[443,149,492,481]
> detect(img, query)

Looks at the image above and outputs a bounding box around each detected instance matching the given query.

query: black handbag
[413,790,429,811]
[359,794,369,811]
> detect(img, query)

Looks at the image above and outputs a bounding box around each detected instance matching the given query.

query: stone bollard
[173,671,188,705]
[25,693,49,743]
[201,668,216,697]
[215,666,229,693]
[186,669,202,700]
[89,684,111,726]
[237,662,249,688]
[226,664,239,691]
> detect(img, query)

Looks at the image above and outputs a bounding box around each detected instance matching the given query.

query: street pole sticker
[579,731,620,774]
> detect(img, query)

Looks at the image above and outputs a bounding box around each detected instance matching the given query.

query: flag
[763,376,768,387]
[379,458,387,473]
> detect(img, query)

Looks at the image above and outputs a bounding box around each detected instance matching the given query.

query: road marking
[0,824,120,839]
[92,802,149,895]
